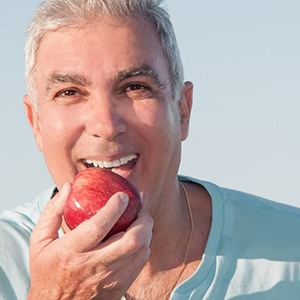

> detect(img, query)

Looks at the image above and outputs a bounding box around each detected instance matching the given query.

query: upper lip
[83,154,138,169]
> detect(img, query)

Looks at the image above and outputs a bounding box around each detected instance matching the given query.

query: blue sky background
[0,0,299,211]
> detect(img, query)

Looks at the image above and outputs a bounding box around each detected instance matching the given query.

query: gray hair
[25,0,184,107]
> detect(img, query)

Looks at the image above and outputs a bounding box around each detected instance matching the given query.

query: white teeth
[112,160,121,167]
[85,154,137,169]
[103,161,113,168]
[120,157,127,165]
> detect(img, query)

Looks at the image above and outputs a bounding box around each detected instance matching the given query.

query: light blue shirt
[171,176,300,299]
[1,177,300,300]
[0,186,54,300]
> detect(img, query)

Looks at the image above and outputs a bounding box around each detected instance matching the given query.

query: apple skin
[64,167,142,239]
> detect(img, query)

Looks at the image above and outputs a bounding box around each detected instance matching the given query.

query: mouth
[83,154,138,176]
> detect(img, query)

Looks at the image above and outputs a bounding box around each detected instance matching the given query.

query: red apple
[64,167,142,239]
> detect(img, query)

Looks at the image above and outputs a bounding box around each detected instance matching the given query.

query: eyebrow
[46,72,92,94]
[45,65,166,94]
[113,65,166,89]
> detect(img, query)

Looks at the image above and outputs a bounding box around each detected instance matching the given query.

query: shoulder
[179,174,300,247]
[0,186,56,264]
[222,186,300,224]
[177,175,300,299]
[179,174,300,218]
[0,186,56,299]
[0,186,56,231]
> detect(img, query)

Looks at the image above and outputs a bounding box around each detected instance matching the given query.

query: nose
[85,96,127,141]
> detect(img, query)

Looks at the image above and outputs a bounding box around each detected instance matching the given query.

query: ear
[23,95,44,152]
[179,81,193,141]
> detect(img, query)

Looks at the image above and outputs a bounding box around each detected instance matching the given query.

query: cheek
[38,107,85,152]
[133,101,181,150]
[134,100,180,129]
[37,107,85,187]
[160,103,182,137]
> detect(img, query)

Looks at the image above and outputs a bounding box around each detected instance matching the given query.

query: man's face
[25,17,192,207]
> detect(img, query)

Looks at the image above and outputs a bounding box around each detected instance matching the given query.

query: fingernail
[139,192,144,204]
[120,193,129,205]
[60,182,70,198]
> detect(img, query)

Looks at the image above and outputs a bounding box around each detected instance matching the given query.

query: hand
[28,183,153,300]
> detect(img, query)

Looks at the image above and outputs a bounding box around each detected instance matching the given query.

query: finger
[61,192,129,253]
[30,183,71,251]
[104,243,151,294]
[122,209,153,248]
[96,210,153,265]
[120,243,151,282]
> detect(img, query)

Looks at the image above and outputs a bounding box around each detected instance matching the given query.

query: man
[1,0,300,299]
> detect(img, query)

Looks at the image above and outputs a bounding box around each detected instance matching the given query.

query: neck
[127,181,212,299]
[143,180,192,273]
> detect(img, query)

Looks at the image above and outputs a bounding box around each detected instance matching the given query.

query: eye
[125,83,148,91]
[52,88,87,105]
[123,83,152,100]
[55,89,79,98]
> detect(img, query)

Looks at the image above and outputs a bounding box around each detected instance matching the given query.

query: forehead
[35,17,169,86]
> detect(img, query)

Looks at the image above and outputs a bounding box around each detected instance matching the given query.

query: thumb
[30,182,71,253]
